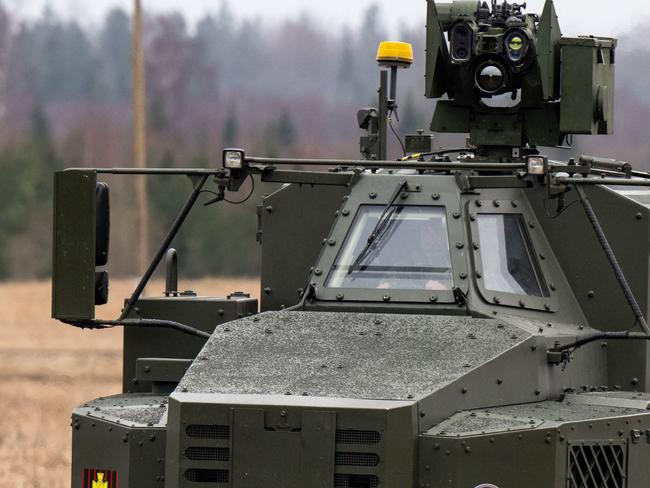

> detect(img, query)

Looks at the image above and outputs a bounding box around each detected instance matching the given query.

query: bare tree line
[0,3,648,280]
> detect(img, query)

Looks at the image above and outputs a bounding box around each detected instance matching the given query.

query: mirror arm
[119,174,210,320]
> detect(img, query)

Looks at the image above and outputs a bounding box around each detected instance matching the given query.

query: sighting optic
[426,0,616,149]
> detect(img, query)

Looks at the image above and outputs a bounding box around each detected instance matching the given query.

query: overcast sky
[5,0,650,37]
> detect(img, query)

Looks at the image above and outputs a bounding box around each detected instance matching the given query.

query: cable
[574,184,650,334]
[224,174,255,205]
[400,148,476,162]
[388,111,407,157]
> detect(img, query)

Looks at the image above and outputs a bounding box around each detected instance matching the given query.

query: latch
[631,429,642,444]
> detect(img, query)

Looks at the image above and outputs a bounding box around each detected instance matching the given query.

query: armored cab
[52,1,650,488]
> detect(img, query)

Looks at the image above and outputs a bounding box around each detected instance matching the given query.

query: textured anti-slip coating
[77,394,168,427]
[178,311,528,401]
[427,398,646,436]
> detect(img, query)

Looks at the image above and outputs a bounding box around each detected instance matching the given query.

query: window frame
[311,176,470,304]
[467,197,558,312]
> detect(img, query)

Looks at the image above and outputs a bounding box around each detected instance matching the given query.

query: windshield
[326,205,453,290]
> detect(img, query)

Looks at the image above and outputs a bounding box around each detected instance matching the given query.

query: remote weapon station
[52,1,650,487]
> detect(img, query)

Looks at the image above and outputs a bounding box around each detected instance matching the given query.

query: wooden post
[132,0,149,275]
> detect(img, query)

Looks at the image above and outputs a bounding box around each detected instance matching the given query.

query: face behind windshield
[326,205,453,290]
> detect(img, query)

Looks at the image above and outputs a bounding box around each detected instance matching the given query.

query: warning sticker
[82,468,118,488]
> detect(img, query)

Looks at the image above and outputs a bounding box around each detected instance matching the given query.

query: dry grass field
[0,278,258,488]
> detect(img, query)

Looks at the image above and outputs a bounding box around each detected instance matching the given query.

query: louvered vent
[186,424,230,440]
[567,442,627,488]
[335,452,381,467]
[185,447,229,462]
[183,424,231,485]
[335,430,381,445]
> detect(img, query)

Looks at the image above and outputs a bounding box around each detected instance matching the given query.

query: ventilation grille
[186,424,230,440]
[567,442,627,488]
[335,430,381,445]
[185,469,229,484]
[185,447,229,462]
[335,452,381,467]
[335,474,380,488]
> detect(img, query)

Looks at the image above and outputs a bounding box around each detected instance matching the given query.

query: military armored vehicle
[52,1,650,487]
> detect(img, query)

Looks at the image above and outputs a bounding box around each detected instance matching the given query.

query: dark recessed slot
[335,474,380,488]
[184,469,229,484]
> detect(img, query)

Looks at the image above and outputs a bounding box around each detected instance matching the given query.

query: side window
[476,214,549,298]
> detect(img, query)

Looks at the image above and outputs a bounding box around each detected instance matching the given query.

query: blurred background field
[0,278,258,487]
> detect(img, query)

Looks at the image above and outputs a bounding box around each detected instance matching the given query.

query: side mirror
[52,171,111,321]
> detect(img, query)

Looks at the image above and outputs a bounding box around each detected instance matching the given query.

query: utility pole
[132,0,149,274]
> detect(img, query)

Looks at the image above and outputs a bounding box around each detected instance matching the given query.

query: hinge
[256,205,263,243]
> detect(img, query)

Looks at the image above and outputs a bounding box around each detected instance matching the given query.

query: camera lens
[476,63,505,94]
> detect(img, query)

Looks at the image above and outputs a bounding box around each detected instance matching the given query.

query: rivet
[264,287,272,295]
[475,200,483,207]
[453,211,461,219]
[383,294,391,302]
[432,193,440,200]
[461,387,468,394]
[636,213,643,220]
[456,242,464,249]
[512,200,519,207]
[265,205,273,213]
[314,268,322,276]
[429,296,438,303]
[400,192,408,199]
[493,296,501,304]
[632,378,639,386]
[550,283,557,291]
[539,252,546,260]
[519,300,526,308]
[587,290,595,298]
[529,221,536,229]
[144,366,151,373]
[328,239,336,246]
[535,389,542,396]
[459,272,468,279]
[476,271,483,279]
[336,293,344,301]
[472,242,480,250]
[497,378,503,385]
[342,209,350,216]
[544,304,552,311]
[369,191,377,199]
[493,200,500,207]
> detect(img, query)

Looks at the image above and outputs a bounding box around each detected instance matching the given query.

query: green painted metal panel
[52,170,97,322]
